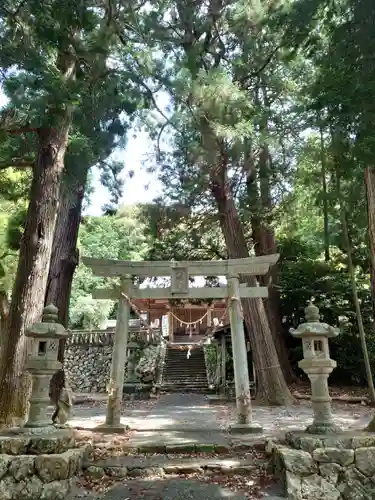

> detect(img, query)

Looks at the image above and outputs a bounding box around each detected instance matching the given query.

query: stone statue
[50,369,73,425]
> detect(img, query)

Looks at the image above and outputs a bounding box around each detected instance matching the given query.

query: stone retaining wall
[269,431,375,499]
[64,344,112,393]
[0,431,87,500]
[64,342,162,393]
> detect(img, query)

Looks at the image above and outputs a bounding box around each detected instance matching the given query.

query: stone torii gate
[83,254,279,433]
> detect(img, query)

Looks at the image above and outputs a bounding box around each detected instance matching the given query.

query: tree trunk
[337,164,375,404]
[365,167,375,327]
[0,122,71,427]
[363,167,375,405]
[247,143,295,383]
[210,158,293,406]
[0,290,9,336]
[46,167,88,406]
[320,126,330,261]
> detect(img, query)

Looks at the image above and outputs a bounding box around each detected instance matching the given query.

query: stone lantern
[25,304,70,428]
[290,300,340,434]
[126,341,139,383]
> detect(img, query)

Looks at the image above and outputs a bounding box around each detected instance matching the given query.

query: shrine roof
[133,298,227,312]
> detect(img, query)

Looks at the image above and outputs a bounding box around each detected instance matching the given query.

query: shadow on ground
[78,478,284,500]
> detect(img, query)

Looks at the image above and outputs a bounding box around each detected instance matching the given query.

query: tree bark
[0,290,9,335]
[365,167,375,327]
[0,121,71,427]
[320,126,330,262]
[247,143,295,383]
[210,153,293,406]
[337,164,375,404]
[46,167,88,407]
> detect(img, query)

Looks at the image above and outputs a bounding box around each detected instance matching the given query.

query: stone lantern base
[0,426,88,500]
[306,421,342,435]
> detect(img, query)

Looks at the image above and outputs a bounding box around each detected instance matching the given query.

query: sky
[87,130,162,216]
[0,89,163,215]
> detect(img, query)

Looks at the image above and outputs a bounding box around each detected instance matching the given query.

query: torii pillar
[96,277,131,433]
[228,274,262,433]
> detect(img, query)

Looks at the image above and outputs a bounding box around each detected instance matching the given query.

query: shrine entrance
[83,254,278,433]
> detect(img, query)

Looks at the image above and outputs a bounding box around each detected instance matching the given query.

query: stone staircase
[161,346,209,393]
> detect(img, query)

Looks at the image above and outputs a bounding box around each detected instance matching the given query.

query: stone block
[29,433,75,455]
[40,479,72,500]
[0,455,11,480]
[8,455,35,480]
[352,434,375,449]
[284,471,302,500]
[285,432,323,453]
[299,436,323,453]
[35,453,71,482]
[355,447,375,477]
[301,474,341,500]
[164,464,203,474]
[127,467,164,478]
[313,447,354,467]
[94,424,130,434]
[0,436,30,455]
[265,439,277,455]
[275,446,317,476]
[14,475,44,500]
[337,465,374,499]
[105,466,128,478]
[64,449,84,476]
[0,476,16,500]
[85,465,105,478]
[321,435,353,450]
[228,423,263,434]
[319,463,342,485]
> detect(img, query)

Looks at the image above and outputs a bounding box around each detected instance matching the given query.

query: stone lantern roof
[25,304,70,339]
[290,300,339,339]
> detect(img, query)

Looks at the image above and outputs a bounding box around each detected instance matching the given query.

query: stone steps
[161,386,209,393]
[68,437,286,500]
[164,376,206,380]
[161,345,209,393]
[84,453,267,480]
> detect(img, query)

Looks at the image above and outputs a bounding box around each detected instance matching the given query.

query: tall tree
[0,0,145,426]
[129,0,294,404]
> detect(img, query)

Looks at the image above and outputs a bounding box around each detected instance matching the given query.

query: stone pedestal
[290,301,340,434]
[0,427,87,500]
[301,362,341,434]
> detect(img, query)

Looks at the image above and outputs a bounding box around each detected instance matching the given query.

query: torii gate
[83,254,279,433]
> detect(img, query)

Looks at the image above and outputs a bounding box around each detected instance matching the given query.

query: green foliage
[0,167,30,296]
[70,295,113,330]
[279,238,374,385]
[69,206,151,328]
[0,0,373,393]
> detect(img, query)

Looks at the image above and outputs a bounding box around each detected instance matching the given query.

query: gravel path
[68,393,374,435]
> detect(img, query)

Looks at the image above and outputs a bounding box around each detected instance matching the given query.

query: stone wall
[64,344,112,393]
[64,340,162,394]
[0,431,87,500]
[269,431,375,499]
